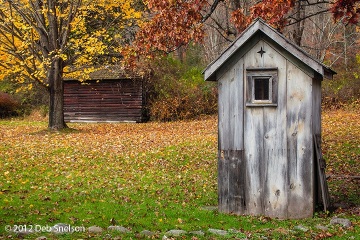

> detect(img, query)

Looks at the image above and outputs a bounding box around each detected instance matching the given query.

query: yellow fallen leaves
[0,110,359,235]
[0,116,218,202]
[322,109,360,175]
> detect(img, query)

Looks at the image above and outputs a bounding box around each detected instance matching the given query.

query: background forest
[0,0,360,122]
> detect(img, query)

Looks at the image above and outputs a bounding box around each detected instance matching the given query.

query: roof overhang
[203,18,336,81]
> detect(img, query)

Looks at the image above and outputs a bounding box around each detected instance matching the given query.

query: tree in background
[0,0,142,130]
[128,0,360,107]
[1,0,359,125]
[129,0,360,62]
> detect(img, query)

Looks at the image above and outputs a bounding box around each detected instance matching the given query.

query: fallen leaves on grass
[322,109,360,176]
[0,116,218,229]
[0,110,359,236]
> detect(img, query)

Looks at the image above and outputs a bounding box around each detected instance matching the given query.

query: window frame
[246,68,278,107]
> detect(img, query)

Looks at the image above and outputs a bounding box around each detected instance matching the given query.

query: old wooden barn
[204,18,335,219]
[64,68,147,123]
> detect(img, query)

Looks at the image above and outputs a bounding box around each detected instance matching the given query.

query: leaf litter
[0,111,359,238]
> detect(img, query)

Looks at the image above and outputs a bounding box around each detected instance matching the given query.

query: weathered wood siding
[286,60,314,219]
[312,74,325,208]
[218,57,245,214]
[206,19,334,219]
[244,40,289,218]
[64,79,145,122]
[217,39,318,219]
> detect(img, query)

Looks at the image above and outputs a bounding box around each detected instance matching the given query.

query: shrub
[150,85,217,121]
[322,57,360,110]
[0,77,49,117]
[147,55,217,121]
[0,92,19,118]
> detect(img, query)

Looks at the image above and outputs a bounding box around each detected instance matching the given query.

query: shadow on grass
[30,127,83,135]
[328,178,360,215]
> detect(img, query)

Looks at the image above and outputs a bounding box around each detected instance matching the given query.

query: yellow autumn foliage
[0,0,143,90]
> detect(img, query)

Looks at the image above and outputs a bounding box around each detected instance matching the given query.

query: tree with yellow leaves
[0,0,142,130]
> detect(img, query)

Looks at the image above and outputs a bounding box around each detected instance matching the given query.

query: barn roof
[64,65,144,81]
[203,18,336,81]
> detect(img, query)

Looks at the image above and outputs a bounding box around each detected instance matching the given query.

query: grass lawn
[0,109,359,239]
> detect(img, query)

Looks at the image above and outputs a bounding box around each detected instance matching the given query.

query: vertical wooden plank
[218,149,229,213]
[217,73,230,213]
[244,107,264,215]
[218,72,231,151]
[286,61,314,218]
[232,61,244,150]
[314,134,331,211]
[217,57,246,214]
[312,77,323,206]
[228,150,246,214]
[261,42,288,219]
[243,40,266,215]
[218,149,247,214]
[218,59,244,150]
[312,77,322,140]
[228,60,246,214]
[228,68,236,150]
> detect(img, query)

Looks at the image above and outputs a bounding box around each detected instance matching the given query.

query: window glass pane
[254,78,269,100]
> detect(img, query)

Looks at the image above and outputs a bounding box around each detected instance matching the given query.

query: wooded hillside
[1,0,359,123]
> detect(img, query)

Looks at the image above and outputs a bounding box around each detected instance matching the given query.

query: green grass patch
[0,113,359,239]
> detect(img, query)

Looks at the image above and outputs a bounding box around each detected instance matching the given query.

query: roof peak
[204,18,335,81]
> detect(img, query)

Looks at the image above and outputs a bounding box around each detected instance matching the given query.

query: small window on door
[246,68,278,107]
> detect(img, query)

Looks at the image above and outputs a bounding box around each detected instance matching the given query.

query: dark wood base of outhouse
[217,149,316,219]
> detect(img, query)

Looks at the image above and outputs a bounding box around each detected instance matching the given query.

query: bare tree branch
[201,0,224,23]
[287,9,331,27]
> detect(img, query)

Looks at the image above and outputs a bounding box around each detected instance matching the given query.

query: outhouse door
[241,42,315,219]
[243,100,288,217]
[242,49,289,218]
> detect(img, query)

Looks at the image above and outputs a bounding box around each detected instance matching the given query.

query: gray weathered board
[314,134,331,212]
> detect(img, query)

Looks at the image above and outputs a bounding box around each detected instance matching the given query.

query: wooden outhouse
[204,18,335,219]
[64,68,148,123]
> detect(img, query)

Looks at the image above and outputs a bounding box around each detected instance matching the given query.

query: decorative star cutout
[257,47,266,57]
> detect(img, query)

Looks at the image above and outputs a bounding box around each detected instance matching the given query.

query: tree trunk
[292,0,305,46]
[48,57,67,130]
